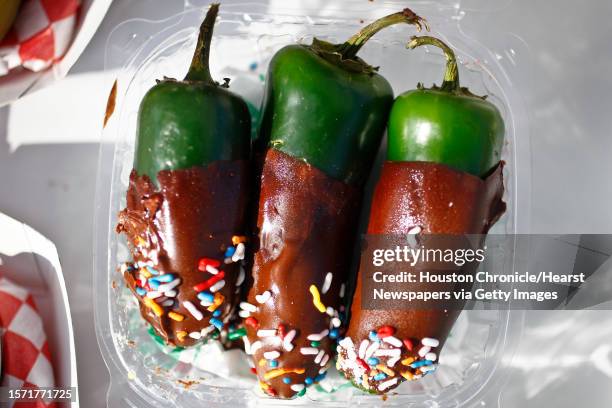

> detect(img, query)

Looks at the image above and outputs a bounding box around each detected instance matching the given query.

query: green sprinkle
[310,341,320,347]
[228,327,247,340]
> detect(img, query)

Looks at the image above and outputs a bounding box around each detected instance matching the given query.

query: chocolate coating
[339,161,505,393]
[244,149,359,398]
[116,160,249,347]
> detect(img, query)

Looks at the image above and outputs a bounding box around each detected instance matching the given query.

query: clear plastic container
[94,1,531,406]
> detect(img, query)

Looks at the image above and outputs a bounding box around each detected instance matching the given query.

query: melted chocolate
[244,149,359,398]
[116,160,249,347]
[339,161,505,393]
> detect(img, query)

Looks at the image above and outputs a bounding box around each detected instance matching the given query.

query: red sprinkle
[193,270,225,292]
[198,257,221,271]
[403,338,414,351]
[245,317,259,328]
[250,367,257,374]
[356,358,370,372]
[277,324,287,339]
[377,325,395,338]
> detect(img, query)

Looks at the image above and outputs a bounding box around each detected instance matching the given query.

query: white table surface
[0,0,611,406]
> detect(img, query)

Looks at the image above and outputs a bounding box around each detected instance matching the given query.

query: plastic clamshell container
[0,212,79,408]
[94,1,530,406]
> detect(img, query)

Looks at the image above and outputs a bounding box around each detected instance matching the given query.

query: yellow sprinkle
[168,312,185,322]
[401,357,415,366]
[362,373,369,386]
[136,236,147,247]
[400,370,414,381]
[232,235,247,245]
[207,293,225,312]
[263,367,306,381]
[140,268,152,278]
[259,381,271,392]
[144,297,163,316]
[376,364,395,377]
[309,284,326,313]
[258,358,267,367]
[176,331,188,341]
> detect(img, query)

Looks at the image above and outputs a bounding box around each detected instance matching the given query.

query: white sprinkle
[236,267,245,286]
[189,331,201,339]
[320,353,330,367]
[418,346,431,358]
[422,337,440,348]
[120,263,129,273]
[264,351,280,360]
[250,341,262,354]
[365,341,380,359]
[449,201,454,207]
[290,384,305,392]
[321,272,333,294]
[383,336,402,348]
[201,325,216,336]
[283,330,296,351]
[232,243,245,262]
[206,265,219,275]
[407,226,422,247]
[157,278,181,293]
[183,301,203,321]
[243,336,252,354]
[314,349,325,364]
[331,317,342,328]
[146,291,162,299]
[347,347,357,361]
[300,347,319,355]
[387,356,400,367]
[420,364,436,373]
[240,302,258,312]
[164,290,177,298]
[374,348,400,357]
[425,352,437,362]
[408,225,422,235]
[209,279,225,293]
[238,310,250,318]
[326,307,335,316]
[161,299,174,307]
[307,329,329,341]
[358,340,369,359]
[255,290,272,304]
[257,329,277,337]
[378,378,398,391]
[339,283,346,298]
[339,337,354,350]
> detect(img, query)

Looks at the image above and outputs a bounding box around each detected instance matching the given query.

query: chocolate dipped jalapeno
[116,4,251,348]
[337,36,506,393]
[242,10,428,399]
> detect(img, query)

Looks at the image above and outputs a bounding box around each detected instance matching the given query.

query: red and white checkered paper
[0,0,80,76]
[0,276,56,408]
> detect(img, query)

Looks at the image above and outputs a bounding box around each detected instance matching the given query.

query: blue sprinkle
[156,274,174,283]
[304,377,313,385]
[146,266,159,275]
[197,291,214,302]
[368,331,379,342]
[269,360,278,368]
[213,309,222,317]
[135,287,146,296]
[315,372,326,382]
[410,360,434,369]
[329,329,339,339]
[373,373,387,381]
[209,318,223,330]
[282,377,291,384]
[249,62,258,71]
[224,246,236,257]
[367,357,379,366]
[148,279,160,290]
[127,265,135,271]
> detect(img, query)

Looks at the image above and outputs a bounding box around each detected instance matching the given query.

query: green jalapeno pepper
[257,9,428,185]
[134,3,251,182]
[387,36,504,177]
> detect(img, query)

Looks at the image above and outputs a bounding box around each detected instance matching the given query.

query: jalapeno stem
[338,8,428,60]
[408,35,459,92]
[185,3,220,83]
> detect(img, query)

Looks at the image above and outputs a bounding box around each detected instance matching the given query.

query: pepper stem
[184,3,220,83]
[408,35,459,92]
[338,8,428,60]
